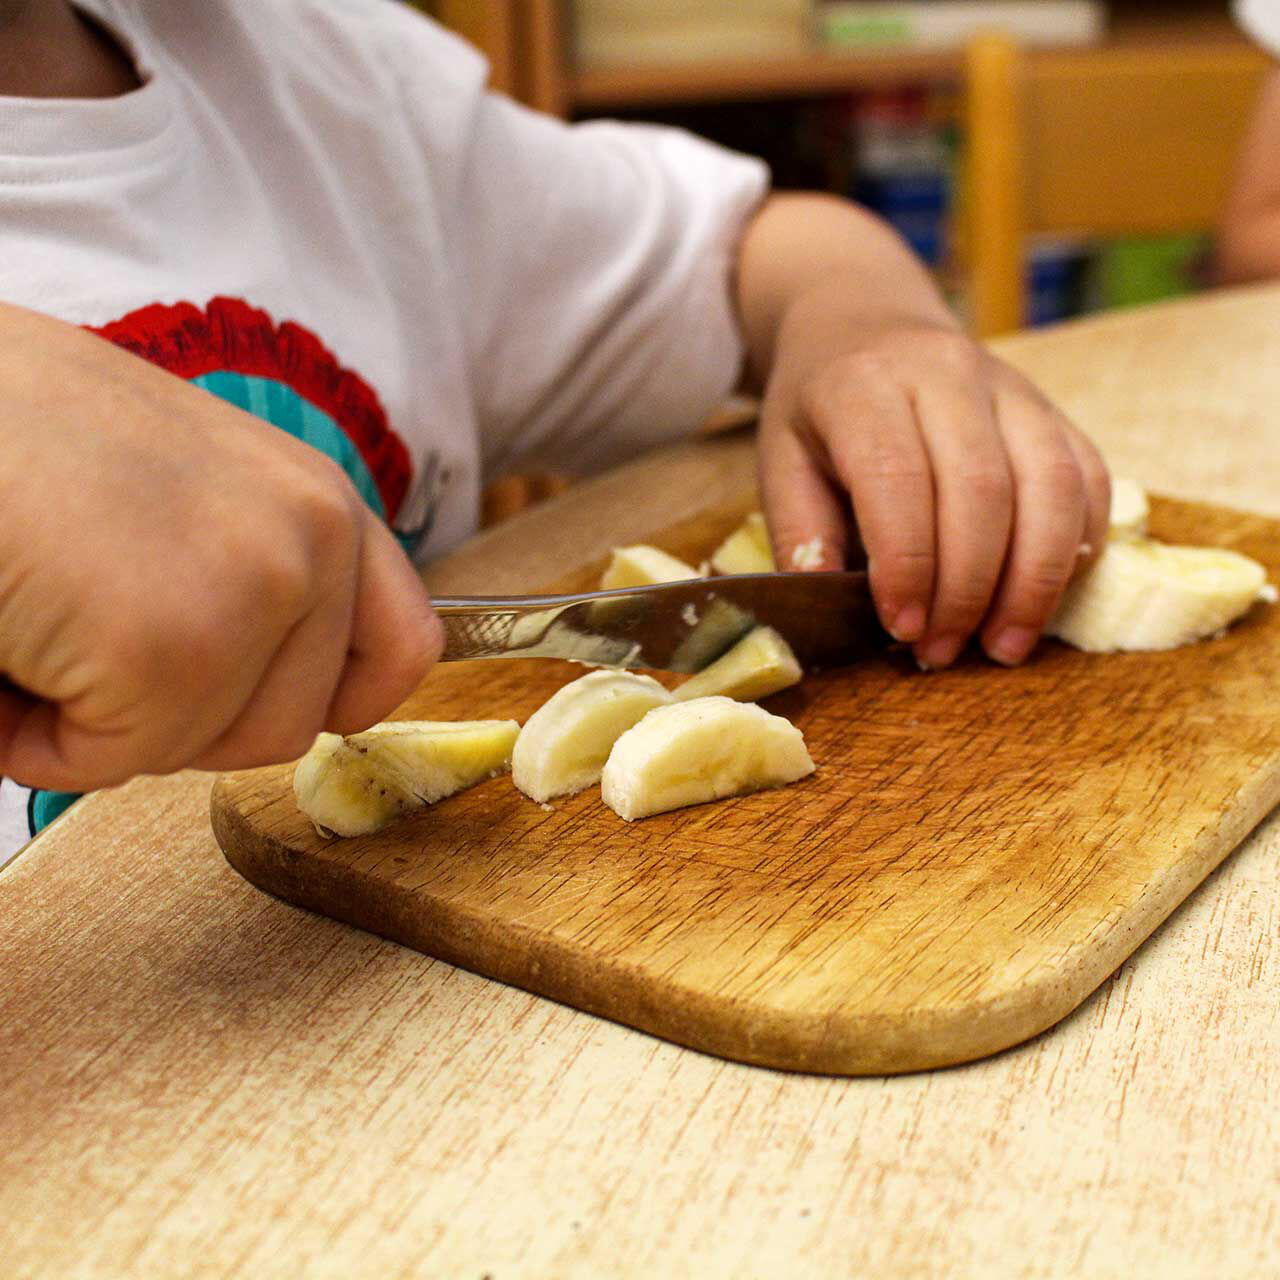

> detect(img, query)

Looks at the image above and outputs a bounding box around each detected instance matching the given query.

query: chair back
[962,33,1270,335]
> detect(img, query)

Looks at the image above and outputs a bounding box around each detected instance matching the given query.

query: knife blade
[432,572,883,673]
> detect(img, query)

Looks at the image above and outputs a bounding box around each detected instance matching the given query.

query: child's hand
[759,306,1110,669]
[0,305,442,792]
[738,196,1110,669]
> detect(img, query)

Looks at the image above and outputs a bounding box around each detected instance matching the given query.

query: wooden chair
[961,32,1270,337]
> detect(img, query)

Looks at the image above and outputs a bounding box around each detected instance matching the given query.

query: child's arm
[736,193,1111,670]
[0,303,442,793]
[1218,70,1280,284]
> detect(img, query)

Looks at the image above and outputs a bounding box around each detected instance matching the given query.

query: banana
[1045,477,1273,652]
[1108,476,1149,542]
[512,670,674,802]
[601,696,815,821]
[674,625,802,702]
[710,511,775,575]
[1047,541,1270,653]
[788,536,828,570]
[294,720,519,836]
[599,544,700,590]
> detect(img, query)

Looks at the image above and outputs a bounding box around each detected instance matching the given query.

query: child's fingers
[910,375,1014,668]
[791,370,935,641]
[0,680,38,780]
[4,602,343,791]
[757,416,849,573]
[0,603,291,790]
[0,697,133,792]
[197,512,443,769]
[321,512,443,735]
[187,548,362,775]
[1062,423,1112,568]
[978,391,1089,666]
[3,514,438,791]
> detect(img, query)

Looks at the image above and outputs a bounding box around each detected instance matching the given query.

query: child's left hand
[737,194,1111,670]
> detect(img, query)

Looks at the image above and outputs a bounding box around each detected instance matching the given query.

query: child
[0,0,1109,860]
[1219,0,1280,282]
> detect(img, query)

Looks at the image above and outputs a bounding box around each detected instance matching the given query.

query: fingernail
[915,633,963,670]
[888,603,927,643]
[987,626,1037,666]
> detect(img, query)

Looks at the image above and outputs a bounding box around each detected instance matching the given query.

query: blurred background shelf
[428,0,1271,340]
[571,4,1255,110]
[573,49,967,109]
[420,0,1271,517]
[429,1,1263,116]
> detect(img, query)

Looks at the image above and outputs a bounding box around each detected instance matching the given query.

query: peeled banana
[601,696,815,821]
[512,670,673,803]
[674,626,802,703]
[600,545,700,590]
[1107,476,1149,542]
[1047,540,1270,653]
[710,512,775,575]
[1044,477,1274,652]
[293,720,519,836]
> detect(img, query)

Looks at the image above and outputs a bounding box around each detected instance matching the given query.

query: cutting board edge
[208,492,1280,1076]
[211,764,1280,1076]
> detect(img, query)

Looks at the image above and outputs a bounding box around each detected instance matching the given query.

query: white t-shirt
[1236,0,1280,53]
[0,0,768,863]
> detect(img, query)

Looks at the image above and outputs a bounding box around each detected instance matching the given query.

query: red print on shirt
[88,296,412,521]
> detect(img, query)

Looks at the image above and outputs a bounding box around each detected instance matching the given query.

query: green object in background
[1092,234,1210,310]
[823,13,913,46]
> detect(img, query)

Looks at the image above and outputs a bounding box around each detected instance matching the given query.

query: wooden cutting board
[211,493,1280,1075]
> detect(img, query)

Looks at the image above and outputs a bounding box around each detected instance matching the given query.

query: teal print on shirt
[192,371,388,520]
[191,372,442,555]
[30,788,77,837]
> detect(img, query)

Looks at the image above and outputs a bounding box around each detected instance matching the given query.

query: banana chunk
[513,671,674,802]
[294,720,519,837]
[710,512,775,575]
[601,696,815,821]
[675,626,802,703]
[1108,476,1149,542]
[1047,541,1270,653]
[600,545,700,590]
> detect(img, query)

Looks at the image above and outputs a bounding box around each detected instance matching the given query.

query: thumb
[0,680,58,790]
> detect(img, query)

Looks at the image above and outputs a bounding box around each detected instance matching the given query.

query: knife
[433,572,882,673]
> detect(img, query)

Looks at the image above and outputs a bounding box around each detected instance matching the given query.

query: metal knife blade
[432,572,882,673]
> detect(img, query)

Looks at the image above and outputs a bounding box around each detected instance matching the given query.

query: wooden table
[4,287,1280,1278]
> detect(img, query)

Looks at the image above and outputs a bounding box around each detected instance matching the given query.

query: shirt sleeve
[369,6,770,479]
[0,777,33,869]
[1236,0,1280,55]
[449,104,769,478]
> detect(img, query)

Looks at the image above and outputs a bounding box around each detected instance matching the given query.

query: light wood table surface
[3,286,1280,1278]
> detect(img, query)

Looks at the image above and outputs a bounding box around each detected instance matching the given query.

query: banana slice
[512,671,674,803]
[674,626,802,702]
[294,720,519,837]
[600,545,700,590]
[1108,476,1149,542]
[601,696,815,821]
[710,512,775,575]
[1047,541,1270,653]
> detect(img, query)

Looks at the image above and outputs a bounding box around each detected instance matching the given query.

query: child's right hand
[0,304,443,793]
